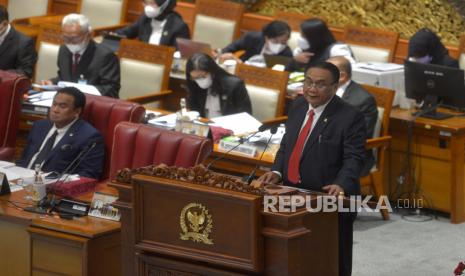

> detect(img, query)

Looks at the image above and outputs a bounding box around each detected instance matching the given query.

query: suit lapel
[42,120,81,166]
[26,122,53,166]
[0,28,15,58]
[287,102,309,151]
[302,97,339,155]
[342,81,354,101]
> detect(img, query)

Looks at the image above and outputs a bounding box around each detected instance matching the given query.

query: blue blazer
[272,96,366,195]
[17,119,105,179]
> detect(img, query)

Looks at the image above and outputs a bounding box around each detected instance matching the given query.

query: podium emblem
[180,203,214,245]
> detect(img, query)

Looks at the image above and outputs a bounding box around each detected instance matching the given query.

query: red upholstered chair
[108,122,213,180]
[82,95,145,178]
[0,71,31,161]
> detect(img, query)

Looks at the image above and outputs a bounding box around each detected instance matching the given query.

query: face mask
[409,55,432,64]
[144,5,161,18]
[195,76,213,89]
[297,36,310,50]
[268,41,285,54]
[66,41,87,54]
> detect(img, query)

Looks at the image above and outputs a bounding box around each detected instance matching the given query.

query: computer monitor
[404,60,465,119]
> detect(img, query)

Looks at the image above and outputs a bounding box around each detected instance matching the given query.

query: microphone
[243,126,278,184]
[206,130,263,170]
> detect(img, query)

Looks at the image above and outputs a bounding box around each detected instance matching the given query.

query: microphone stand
[244,126,278,184]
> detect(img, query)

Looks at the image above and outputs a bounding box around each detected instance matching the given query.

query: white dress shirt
[336,80,351,98]
[0,24,11,46]
[148,19,167,45]
[27,118,78,169]
[204,89,222,118]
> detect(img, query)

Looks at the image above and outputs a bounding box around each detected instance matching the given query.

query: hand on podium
[322,184,344,197]
[257,171,281,185]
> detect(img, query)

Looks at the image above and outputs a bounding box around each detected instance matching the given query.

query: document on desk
[148,113,178,128]
[357,62,404,72]
[0,166,35,181]
[211,112,262,135]
[57,81,101,96]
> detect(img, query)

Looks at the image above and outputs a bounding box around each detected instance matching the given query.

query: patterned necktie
[287,110,315,184]
[72,53,81,75]
[33,130,58,168]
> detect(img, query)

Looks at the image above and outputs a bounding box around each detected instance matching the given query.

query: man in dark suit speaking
[42,14,120,98]
[259,62,366,276]
[328,56,378,176]
[0,5,37,78]
[17,87,105,179]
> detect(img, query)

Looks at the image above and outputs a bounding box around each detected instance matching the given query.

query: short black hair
[56,87,86,111]
[0,5,8,22]
[307,62,340,84]
[262,20,290,39]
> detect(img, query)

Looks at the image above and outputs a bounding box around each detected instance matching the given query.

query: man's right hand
[294,52,314,64]
[41,80,53,85]
[257,171,281,185]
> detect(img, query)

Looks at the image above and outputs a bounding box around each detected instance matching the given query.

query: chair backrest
[192,0,244,49]
[109,122,213,180]
[7,0,51,21]
[275,11,311,51]
[360,84,394,138]
[458,35,465,70]
[235,64,289,122]
[118,39,174,105]
[82,95,145,178]
[34,24,62,83]
[78,0,127,28]
[0,71,30,161]
[344,26,399,63]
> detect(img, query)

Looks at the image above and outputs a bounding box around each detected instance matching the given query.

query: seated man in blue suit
[17,87,105,179]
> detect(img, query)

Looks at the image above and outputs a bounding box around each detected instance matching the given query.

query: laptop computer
[176,38,212,59]
[264,54,293,68]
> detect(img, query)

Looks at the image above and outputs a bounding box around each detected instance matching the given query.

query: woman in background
[287,18,354,72]
[407,28,458,68]
[185,53,252,118]
[219,20,293,65]
[116,0,189,48]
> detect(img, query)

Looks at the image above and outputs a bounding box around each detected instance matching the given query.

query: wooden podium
[111,166,339,275]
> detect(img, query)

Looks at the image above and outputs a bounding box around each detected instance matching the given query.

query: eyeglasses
[61,33,86,44]
[303,79,334,90]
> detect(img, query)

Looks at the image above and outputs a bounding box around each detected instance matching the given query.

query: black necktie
[33,131,58,168]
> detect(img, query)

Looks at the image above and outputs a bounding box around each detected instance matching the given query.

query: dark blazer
[17,119,105,180]
[0,27,37,78]
[272,96,366,196]
[51,40,121,98]
[187,74,252,118]
[222,31,293,62]
[342,81,378,176]
[116,13,190,49]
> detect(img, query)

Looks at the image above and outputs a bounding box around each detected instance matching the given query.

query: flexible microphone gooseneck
[243,126,278,184]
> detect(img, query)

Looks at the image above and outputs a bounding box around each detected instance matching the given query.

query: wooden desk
[389,108,465,223]
[0,186,121,275]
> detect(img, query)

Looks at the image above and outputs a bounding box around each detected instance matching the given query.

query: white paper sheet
[57,81,101,96]
[211,112,262,135]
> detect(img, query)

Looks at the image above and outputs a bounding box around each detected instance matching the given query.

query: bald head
[327,56,352,86]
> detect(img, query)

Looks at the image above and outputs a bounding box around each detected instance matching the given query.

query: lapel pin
[163,31,168,36]
[69,133,74,137]
[323,118,328,123]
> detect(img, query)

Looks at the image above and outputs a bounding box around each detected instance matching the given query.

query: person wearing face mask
[116,0,190,49]
[219,20,293,65]
[0,5,37,78]
[42,14,120,98]
[287,18,354,72]
[407,28,458,68]
[185,53,252,118]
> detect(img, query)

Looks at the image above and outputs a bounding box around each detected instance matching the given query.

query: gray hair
[62,13,91,33]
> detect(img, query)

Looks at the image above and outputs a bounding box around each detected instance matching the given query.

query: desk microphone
[206,130,263,170]
[243,126,278,184]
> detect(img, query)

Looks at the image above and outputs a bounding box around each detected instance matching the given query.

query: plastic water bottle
[32,164,46,203]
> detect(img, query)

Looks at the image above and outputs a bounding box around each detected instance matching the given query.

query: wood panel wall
[48,0,460,64]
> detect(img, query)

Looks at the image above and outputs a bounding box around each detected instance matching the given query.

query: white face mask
[66,41,87,54]
[267,41,285,54]
[195,76,213,89]
[409,55,432,64]
[144,5,161,18]
[297,36,310,50]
